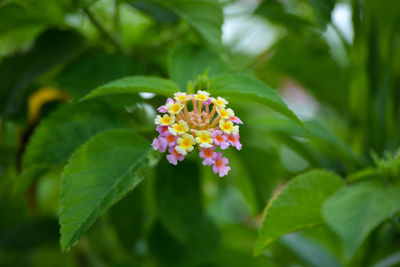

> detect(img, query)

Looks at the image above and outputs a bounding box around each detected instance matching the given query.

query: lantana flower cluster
[152,91,243,177]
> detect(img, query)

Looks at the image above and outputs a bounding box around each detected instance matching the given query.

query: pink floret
[211,130,230,150]
[157,98,174,113]
[156,125,168,135]
[212,152,231,177]
[161,131,178,147]
[231,116,243,124]
[166,146,184,165]
[152,137,168,153]
[199,146,217,166]
[227,134,242,150]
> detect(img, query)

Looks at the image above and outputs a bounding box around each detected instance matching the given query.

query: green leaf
[322,181,400,259]
[0,1,64,35]
[239,145,285,210]
[56,52,142,99]
[20,101,124,191]
[280,233,342,267]
[265,36,347,112]
[0,218,59,251]
[59,129,159,252]
[132,1,179,24]
[209,74,303,126]
[153,0,223,47]
[308,0,336,29]
[154,160,220,264]
[169,44,228,88]
[155,160,202,241]
[109,189,147,251]
[81,76,180,101]
[247,115,363,167]
[255,0,313,33]
[254,169,345,255]
[0,29,86,118]
[347,167,381,182]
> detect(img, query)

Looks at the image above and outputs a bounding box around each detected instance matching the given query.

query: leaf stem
[113,0,120,32]
[83,7,127,55]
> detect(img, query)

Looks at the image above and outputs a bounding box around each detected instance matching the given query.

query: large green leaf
[254,169,344,255]
[20,101,124,191]
[209,74,302,126]
[59,129,159,252]
[81,76,180,101]
[153,0,223,47]
[322,181,400,259]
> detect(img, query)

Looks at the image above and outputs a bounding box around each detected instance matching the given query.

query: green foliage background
[0,0,400,266]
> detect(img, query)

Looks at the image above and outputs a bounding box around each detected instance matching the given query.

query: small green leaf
[322,181,400,259]
[20,101,124,191]
[347,167,381,182]
[254,169,344,255]
[81,76,181,101]
[209,74,303,126]
[59,129,159,252]
[154,0,223,47]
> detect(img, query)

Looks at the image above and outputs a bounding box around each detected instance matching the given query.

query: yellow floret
[195,130,213,148]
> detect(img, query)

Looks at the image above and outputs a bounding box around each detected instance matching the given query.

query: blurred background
[1,0,400,266]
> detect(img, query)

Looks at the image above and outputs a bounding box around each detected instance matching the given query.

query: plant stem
[83,7,127,55]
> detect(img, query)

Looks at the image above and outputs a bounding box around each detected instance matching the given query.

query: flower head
[152,90,243,177]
